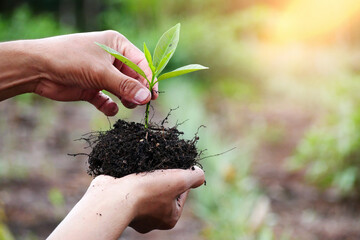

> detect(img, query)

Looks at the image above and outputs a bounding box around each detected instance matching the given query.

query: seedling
[96,23,208,128]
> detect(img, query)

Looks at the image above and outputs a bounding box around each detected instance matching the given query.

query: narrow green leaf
[152,23,180,69]
[157,64,209,81]
[143,42,155,73]
[95,42,148,80]
[155,49,175,77]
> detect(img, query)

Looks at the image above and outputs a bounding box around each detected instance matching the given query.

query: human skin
[48,167,205,240]
[0,30,158,113]
[0,32,205,237]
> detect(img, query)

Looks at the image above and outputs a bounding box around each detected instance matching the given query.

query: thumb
[104,65,151,105]
[187,166,206,189]
[169,166,205,195]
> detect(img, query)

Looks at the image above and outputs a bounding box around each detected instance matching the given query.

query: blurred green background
[1,0,360,239]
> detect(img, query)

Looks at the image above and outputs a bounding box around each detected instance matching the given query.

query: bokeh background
[1,0,360,239]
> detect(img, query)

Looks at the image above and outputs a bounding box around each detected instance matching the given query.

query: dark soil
[82,119,200,178]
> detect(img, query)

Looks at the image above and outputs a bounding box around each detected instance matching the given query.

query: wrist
[83,181,137,222]
[49,177,137,240]
[0,39,46,100]
[81,182,137,238]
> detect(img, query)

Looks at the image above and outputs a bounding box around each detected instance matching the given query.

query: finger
[116,39,153,85]
[171,191,189,227]
[34,80,84,101]
[104,65,151,105]
[136,58,153,87]
[176,190,189,209]
[114,38,158,100]
[35,81,119,116]
[84,91,119,116]
[116,58,152,88]
[121,98,137,109]
[186,166,205,189]
[145,166,205,196]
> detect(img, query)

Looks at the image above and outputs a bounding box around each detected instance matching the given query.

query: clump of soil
[83,119,201,178]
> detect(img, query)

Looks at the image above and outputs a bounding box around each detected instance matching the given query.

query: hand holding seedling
[0,30,155,114]
[0,26,207,239]
[48,167,205,239]
[97,23,208,128]
[0,25,207,120]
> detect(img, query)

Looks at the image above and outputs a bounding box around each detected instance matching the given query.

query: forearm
[0,40,44,100]
[48,190,135,240]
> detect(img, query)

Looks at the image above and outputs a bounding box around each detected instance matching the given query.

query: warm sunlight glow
[270,0,360,43]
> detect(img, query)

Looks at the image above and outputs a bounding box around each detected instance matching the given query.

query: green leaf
[157,64,208,81]
[155,49,175,76]
[153,23,180,69]
[95,42,148,81]
[143,42,155,73]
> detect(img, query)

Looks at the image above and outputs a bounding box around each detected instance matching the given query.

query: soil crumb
[86,119,200,178]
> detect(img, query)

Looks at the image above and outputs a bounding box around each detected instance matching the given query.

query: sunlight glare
[271,0,360,43]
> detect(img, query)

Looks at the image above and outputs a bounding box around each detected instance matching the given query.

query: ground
[253,102,360,240]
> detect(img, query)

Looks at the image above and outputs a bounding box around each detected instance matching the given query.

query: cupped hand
[127,166,205,233]
[48,167,205,240]
[88,166,205,234]
[33,31,158,115]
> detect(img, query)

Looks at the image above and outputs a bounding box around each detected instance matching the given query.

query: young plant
[96,23,208,128]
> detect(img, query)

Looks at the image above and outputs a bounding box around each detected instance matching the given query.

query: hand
[36,31,159,114]
[48,167,205,240]
[0,31,158,115]
[127,167,205,233]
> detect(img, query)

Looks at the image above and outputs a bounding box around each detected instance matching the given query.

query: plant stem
[144,100,150,129]
[144,75,155,129]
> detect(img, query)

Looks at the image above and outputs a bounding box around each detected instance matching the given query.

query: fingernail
[134,88,150,104]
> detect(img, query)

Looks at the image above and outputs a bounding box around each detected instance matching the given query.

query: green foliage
[0,5,73,41]
[0,206,14,240]
[143,42,155,72]
[48,188,65,208]
[0,159,29,180]
[97,23,208,128]
[152,23,180,72]
[0,224,15,240]
[290,88,360,195]
[98,1,270,99]
[157,64,208,81]
[215,78,260,102]
[178,5,270,81]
